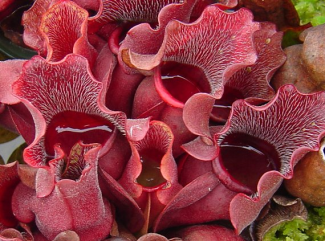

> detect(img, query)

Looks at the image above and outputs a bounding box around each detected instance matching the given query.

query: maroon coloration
[119,121,181,193]
[0,104,23,134]
[12,144,113,241]
[71,0,99,14]
[119,121,182,228]
[192,1,238,18]
[1,0,319,239]
[0,60,25,105]
[154,172,237,231]
[98,132,131,180]
[132,75,195,157]
[237,0,305,31]
[45,111,115,157]
[105,64,144,117]
[183,93,215,140]
[52,230,80,241]
[132,76,164,119]
[159,106,195,157]
[99,167,145,233]
[0,0,15,11]
[161,75,200,104]
[213,85,325,233]
[17,164,38,189]
[12,54,126,166]
[0,162,20,229]
[40,0,97,65]
[183,22,286,137]
[181,134,219,161]
[118,0,197,74]
[22,0,54,55]
[124,5,259,98]
[88,0,184,33]
[178,154,214,186]
[0,223,34,241]
[8,103,35,144]
[211,22,286,122]
[226,22,285,100]
[137,233,169,241]
[136,148,167,188]
[155,63,207,108]
[92,44,116,84]
[167,224,245,240]
[211,86,245,123]
[218,133,280,194]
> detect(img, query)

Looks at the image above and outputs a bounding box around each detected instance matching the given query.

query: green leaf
[0,30,36,59]
[0,126,25,164]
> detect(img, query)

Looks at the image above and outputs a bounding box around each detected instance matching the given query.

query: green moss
[304,206,325,240]
[264,206,325,241]
[292,0,325,26]
[263,218,309,241]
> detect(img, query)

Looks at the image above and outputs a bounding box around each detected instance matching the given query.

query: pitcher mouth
[136,148,167,192]
[154,62,210,108]
[213,132,280,194]
[45,111,116,160]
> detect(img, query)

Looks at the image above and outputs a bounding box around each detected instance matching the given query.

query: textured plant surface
[0,0,324,241]
[262,205,325,241]
[292,0,325,26]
